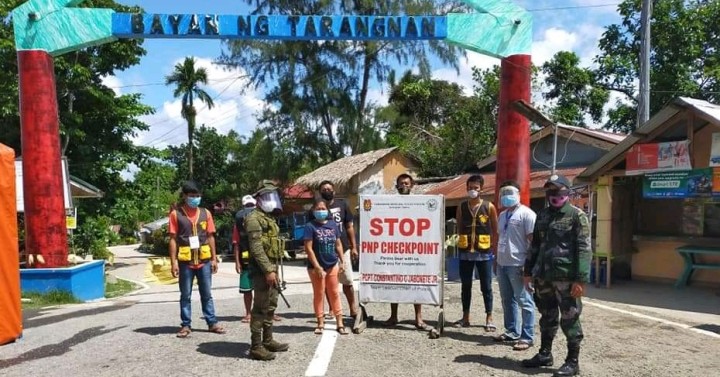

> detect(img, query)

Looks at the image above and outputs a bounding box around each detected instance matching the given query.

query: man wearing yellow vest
[169,181,226,338]
[245,180,289,361]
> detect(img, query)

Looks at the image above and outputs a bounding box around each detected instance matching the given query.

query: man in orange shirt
[169,181,226,338]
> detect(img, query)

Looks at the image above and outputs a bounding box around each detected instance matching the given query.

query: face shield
[257,190,283,214]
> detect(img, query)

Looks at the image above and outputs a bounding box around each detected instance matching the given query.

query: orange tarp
[0,143,21,345]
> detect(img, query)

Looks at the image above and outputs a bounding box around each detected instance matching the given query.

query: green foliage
[21,290,81,309]
[71,215,119,260]
[379,68,498,176]
[541,51,609,127]
[105,278,139,298]
[595,0,720,132]
[219,0,463,167]
[139,225,170,256]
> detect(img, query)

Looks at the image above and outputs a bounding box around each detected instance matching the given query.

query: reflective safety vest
[457,199,492,253]
[175,207,212,264]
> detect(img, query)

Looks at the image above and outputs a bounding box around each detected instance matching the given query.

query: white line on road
[585,299,720,339]
[305,319,339,377]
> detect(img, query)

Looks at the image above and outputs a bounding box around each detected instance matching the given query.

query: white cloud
[101,75,123,96]
[532,27,579,66]
[133,56,265,148]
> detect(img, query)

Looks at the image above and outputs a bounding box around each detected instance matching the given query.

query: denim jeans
[459,259,493,314]
[496,265,535,343]
[179,262,217,328]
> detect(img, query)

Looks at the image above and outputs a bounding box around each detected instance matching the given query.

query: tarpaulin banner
[642,168,720,199]
[626,140,692,175]
[358,195,444,305]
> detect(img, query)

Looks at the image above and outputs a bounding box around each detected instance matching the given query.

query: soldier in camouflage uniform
[521,174,592,377]
[245,180,289,361]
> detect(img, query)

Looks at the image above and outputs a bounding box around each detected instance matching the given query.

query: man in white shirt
[494,180,537,351]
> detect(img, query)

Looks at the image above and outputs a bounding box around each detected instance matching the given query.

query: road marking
[304,319,339,377]
[585,299,720,339]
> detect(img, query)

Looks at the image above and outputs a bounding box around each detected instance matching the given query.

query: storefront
[578,97,720,286]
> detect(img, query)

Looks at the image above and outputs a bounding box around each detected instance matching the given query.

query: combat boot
[250,331,276,361]
[263,325,289,352]
[553,343,580,376]
[522,334,554,368]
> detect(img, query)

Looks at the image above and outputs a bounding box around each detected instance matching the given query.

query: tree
[1,0,154,218]
[541,51,609,127]
[165,57,215,179]
[595,0,720,133]
[167,125,233,206]
[378,68,498,177]
[218,0,465,165]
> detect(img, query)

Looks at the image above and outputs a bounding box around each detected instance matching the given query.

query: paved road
[2,245,719,377]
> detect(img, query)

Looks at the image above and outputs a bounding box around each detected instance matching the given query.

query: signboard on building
[709,133,720,167]
[626,140,692,175]
[643,168,720,198]
[358,194,444,305]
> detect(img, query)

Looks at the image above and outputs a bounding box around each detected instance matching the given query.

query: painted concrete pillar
[18,50,68,268]
[496,54,532,205]
[594,175,613,286]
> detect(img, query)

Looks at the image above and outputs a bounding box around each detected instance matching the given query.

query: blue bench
[675,245,720,288]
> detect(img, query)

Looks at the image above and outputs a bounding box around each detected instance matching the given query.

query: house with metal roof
[574,97,720,288]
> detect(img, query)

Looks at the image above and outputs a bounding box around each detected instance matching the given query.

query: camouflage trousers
[250,272,278,346]
[533,279,584,346]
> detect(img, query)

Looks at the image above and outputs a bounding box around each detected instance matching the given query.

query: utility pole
[551,124,558,175]
[637,0,653,127]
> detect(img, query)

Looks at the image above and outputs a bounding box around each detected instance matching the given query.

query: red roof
[425,167,587,201]
[284,184,314,199]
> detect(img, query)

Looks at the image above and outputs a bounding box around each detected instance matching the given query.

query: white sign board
[15,158,72,212]
[358,194,445,306]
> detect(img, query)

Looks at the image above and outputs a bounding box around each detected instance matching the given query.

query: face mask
[313,210,329,221]
[186,197,201,208]
[396,185,411,195]
[467,190,479,199]
[547,190,570,208]
[320,191,334,201]
[501,194,519,208]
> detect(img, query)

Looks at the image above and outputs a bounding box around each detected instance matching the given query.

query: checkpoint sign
[359,195,444,306]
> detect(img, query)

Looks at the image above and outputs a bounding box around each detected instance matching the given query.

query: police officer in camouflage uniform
[521,174,592,377]
[245,180,289,361]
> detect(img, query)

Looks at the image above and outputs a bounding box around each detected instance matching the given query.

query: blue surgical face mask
[501,194,519,208]
[313,210,329,221]
[186,197,201,208]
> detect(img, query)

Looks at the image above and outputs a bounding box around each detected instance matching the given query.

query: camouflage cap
[544,174,572,189]
[254,179,279,196]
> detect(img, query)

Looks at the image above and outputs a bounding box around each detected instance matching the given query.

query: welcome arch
[11,0,532,268]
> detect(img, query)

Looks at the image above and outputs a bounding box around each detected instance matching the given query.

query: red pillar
[18,50,68,268]
[496,54,532,206]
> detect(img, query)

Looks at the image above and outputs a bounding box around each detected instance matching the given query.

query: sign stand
[353,194,446,338]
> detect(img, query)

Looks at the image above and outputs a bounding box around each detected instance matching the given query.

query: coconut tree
[165,57,214,179]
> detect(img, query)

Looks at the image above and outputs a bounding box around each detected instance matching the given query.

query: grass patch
[105,277,139,298]
[21,290,81,309]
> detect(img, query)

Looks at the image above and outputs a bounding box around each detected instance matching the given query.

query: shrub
[71,215,120,260]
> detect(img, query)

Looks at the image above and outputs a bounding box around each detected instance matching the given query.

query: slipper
[314,327,323,335]
[452,320,470,328]
[493,333,517,342]
[208,324,226,334]
[176,326,191,338]
[383,319,398,327]
[484,323,497,333]
[337,327,349,335]
[241,316,251,323]
[513,340,533,351]
[414,322,431,331]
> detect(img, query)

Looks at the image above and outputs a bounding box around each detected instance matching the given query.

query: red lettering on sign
[368,217,433,236]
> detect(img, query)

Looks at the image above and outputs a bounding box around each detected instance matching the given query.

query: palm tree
[165,57,214,179]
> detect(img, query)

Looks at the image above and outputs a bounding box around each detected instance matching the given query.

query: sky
[109,0,625,151]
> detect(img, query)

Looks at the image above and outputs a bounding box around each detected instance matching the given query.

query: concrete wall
[632,240,720,285]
